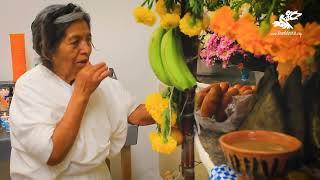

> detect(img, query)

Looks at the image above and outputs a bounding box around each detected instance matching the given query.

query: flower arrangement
[133,0,218,154]
[134,0,320,154]
[210,5,320,79]
[134,0,320,78]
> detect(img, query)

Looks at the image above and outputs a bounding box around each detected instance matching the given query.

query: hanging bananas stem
[168,86,175,136]
[179,92,189,118]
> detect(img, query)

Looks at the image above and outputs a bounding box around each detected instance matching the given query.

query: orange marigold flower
[234,14,267,55]
[267,23,318,67]
[209,6,236,38]
[303,22,320,45]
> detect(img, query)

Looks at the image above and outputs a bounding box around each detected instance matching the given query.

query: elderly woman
[9,3,154,179]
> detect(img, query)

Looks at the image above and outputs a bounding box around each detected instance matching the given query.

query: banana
[161,29,185,90]
[148,27,172,86]
[161,28,196,91]
[171,30,197,87]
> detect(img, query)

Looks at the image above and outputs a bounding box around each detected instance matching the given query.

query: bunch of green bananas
[148,27,197,91]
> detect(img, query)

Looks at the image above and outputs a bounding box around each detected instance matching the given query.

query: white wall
[0,0,161,179]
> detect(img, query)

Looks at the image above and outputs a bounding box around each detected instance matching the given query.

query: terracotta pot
[219,130,302,179]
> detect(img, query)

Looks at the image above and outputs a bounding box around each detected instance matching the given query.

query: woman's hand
[74,62,112,99]
[128,104,155,126]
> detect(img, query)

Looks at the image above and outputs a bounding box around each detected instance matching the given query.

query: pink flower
[200,32,243,68]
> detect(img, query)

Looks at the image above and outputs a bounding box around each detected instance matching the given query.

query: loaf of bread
[195,90,207,110]
[216,93,232,122]
[195,83,217,109]
[200,84,222,118]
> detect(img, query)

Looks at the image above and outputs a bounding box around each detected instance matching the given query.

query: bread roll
[200,85,222,118]
[219,82,230,94]
[216,93,232,122]
[195,91,207,110]
[239,86,252,95]
[196,83,218,109]
[233,84,243,89]
[226,87,239,96]
[200,82,219,93]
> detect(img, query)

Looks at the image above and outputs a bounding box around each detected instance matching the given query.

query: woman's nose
[79,40,92,54]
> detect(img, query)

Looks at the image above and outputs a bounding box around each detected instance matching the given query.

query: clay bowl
[219,130,302,178]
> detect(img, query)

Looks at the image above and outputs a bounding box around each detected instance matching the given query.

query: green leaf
[141,0,149,6]
[162,108,171,143]
[259,18,271,36]
[188,0,204,18]
[229,0,286,22]
[229,0,248,13]
[205,0,226,11]
[157,124,161,134]
[164,0,174,12]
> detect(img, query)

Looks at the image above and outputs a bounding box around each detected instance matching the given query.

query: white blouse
[9,64,138,180]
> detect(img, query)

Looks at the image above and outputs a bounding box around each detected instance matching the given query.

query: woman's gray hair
[31,3,90,64]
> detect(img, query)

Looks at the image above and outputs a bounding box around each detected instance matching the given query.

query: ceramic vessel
[219,130,302,179]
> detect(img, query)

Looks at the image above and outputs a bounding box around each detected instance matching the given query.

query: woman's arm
[128,104,155,126]
[47,94,89,166]
[47,63,110,166]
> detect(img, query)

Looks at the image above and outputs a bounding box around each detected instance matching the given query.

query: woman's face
[51,20,92,83]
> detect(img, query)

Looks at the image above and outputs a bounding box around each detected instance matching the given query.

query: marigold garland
[149,132,177,154]
[144,93,177,126]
